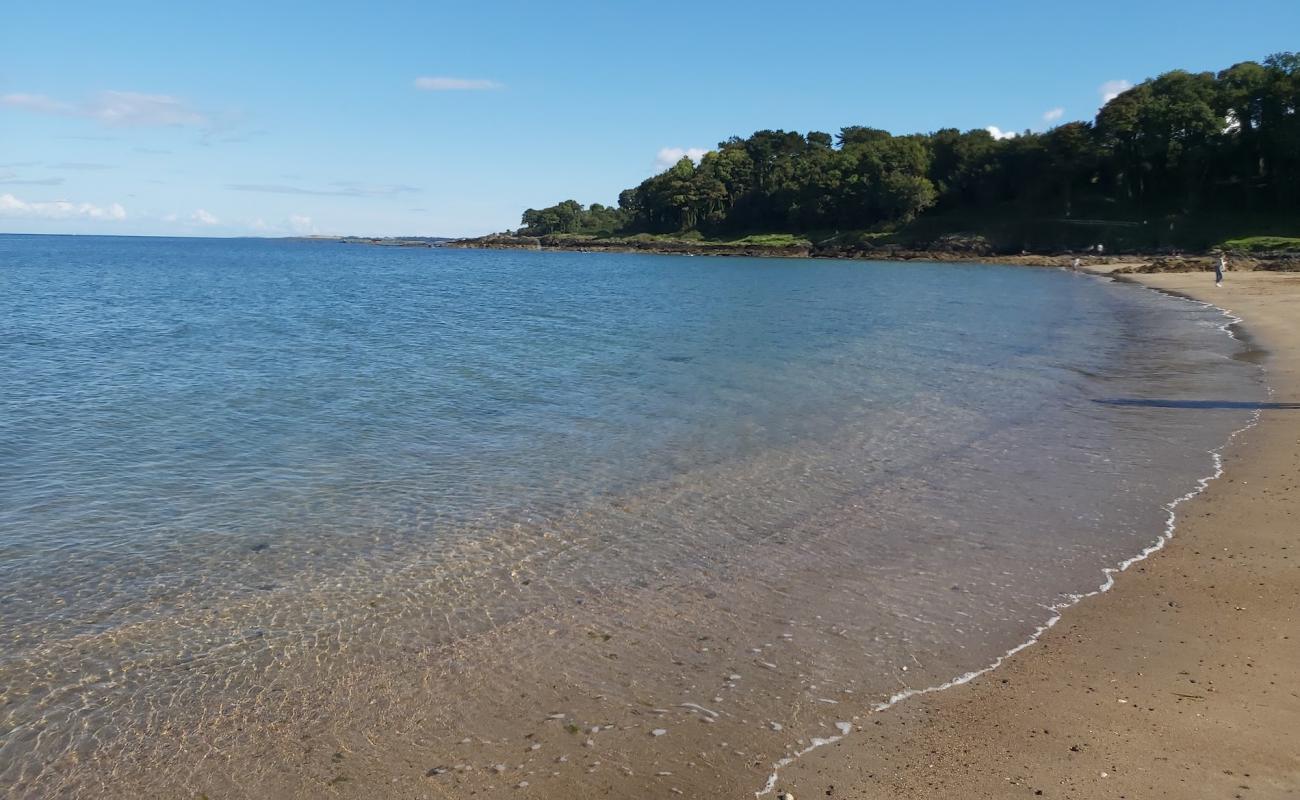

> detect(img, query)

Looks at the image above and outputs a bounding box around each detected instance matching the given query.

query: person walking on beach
[1216,252,1227,287]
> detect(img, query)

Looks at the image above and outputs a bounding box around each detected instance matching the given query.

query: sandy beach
[773,269,1300,799]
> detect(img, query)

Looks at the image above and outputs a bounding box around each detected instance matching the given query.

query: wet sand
[773,270,1300,798]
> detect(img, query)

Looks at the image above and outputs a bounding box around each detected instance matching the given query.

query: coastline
[441,234,1300,272]
[6,243,1296,799]
[770,269,1300,799]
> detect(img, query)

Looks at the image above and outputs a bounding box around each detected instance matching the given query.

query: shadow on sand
[1094,398,1300,410]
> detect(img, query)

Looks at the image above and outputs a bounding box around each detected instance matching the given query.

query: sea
[0,234,1265,798]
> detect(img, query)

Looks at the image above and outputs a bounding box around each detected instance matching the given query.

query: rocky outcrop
[446,234,811,258]
[444,234,543,250]
[1114,255,1300,273]
[443,233,1300,270]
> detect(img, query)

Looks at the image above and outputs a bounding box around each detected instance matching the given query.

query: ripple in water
[0,235,1264,797]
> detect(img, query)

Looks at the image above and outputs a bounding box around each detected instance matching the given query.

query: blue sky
[2,0,1296,237]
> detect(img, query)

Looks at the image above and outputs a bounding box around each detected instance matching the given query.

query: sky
[2,0,1297,238]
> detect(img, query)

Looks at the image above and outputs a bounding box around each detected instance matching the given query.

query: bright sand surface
[771,270,1300,799]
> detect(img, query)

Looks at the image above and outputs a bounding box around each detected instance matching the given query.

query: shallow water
[0,236,1264,797]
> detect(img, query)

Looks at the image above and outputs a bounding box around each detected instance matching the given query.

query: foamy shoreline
[770,269,1300,798]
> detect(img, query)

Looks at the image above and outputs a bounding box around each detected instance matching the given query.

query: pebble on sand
[651,728,668,737]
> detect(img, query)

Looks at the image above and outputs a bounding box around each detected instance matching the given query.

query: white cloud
[1099,79,1132,104]
[190,208,219,225]
[654,147,708,170]
[1042,107,1065,123]
[413,76,503,91]
[0,93,74,115]
[93,91,207,126]
[1,90,208,127]
[986,126,1018,141]
[0,192,126,221]
[289,214,317,234]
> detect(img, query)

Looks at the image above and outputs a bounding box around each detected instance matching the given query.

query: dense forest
[515,53,1300,251]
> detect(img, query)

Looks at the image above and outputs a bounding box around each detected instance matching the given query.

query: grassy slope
[1220,235,1300,252]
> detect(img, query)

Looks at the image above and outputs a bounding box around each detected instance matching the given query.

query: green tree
[514,51,1299,247]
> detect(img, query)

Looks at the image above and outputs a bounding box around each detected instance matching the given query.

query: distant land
[292,235,454,248]
[449,51,1300,262]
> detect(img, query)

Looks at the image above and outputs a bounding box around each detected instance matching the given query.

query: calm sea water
[0,235,1263,797]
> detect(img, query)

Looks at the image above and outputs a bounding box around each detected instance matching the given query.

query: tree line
[516,53,1299,244]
